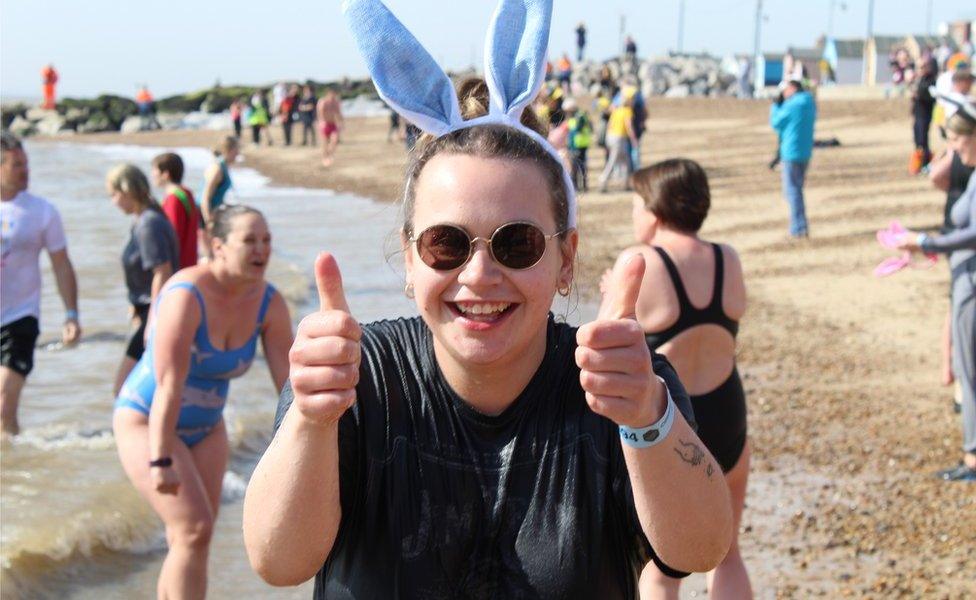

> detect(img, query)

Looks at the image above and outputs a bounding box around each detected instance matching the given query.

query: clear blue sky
[2,0,973,99]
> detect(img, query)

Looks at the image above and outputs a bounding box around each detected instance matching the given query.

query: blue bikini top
[153,281,275,380]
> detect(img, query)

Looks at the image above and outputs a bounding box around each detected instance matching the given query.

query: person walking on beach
[230,97,244,139]
[599,92,639,192]
[910,57,938,174]
[899,101,976,482]
[575,21,587,62]
[0,133,80,435]
[248,90,272,146]
[198,137,238,260]
[279,85,299,147]
[606,158,753,598]
[113,204,293,598]
[566,99,593,191]
[40,64,58,110]
[316,89,343,167]
[298,85,318,147]
[151,152,199,269]
[106,164,178,396]
[770,79,817,238]
[244,1,733,592]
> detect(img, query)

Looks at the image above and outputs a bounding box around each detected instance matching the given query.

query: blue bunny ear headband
[342,0,578,228]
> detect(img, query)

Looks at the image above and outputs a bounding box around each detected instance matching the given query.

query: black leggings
[690,367,748,473]
[913,107,933,155]
[125,304,151,361]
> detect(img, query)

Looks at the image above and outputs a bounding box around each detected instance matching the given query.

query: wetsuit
[115,281,275,446]
[943,151,976,234]
[644,244,747,473]
[274,315,696,599]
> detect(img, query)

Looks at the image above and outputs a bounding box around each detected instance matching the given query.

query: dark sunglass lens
[418,225,470,270]
[492,223,546,269]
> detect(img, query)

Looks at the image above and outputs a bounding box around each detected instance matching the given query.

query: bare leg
[114,356,137,398]
[706,442,753,599]
[639,560,680,600]
[0,366,26,435]
[113,410,228,599]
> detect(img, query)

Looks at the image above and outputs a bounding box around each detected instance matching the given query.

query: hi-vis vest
[567,112,592,150]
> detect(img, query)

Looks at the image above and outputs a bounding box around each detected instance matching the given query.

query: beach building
[864,35,905,85]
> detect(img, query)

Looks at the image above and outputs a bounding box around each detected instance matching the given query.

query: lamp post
[677,0,686,54]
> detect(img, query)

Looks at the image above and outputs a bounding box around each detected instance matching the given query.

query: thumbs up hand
[288,253,362,426]
[575,254,666,428]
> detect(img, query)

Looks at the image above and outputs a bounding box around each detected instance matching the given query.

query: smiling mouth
[448,301,516,323]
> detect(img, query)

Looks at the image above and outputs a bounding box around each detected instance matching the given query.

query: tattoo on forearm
[673,438,717,480]
[673,439,705,466]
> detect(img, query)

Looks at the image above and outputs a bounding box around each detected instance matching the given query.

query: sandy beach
[60,96,975,596]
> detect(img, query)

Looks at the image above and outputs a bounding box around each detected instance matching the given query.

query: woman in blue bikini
[113,204,293,598]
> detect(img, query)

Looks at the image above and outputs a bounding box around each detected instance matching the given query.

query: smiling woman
[112,202,293,598]
[244,2,733,597]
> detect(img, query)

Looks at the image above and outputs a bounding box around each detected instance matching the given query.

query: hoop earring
[404,282,415,299]
[557,283,571,297]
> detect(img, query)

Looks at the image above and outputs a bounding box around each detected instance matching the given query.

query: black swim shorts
[125,304,151,361]
[0,316,40,377]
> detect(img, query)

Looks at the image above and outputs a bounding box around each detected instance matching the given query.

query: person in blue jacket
[770,80,817,238]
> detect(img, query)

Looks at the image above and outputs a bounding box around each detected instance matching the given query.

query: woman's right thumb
[315,252,350,313]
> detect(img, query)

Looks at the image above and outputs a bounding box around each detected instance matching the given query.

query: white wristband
[619,385,676,449]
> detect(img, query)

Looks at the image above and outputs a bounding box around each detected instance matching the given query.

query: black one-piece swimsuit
[644,244,747,473]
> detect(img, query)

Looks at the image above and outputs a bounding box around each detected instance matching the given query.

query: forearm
[150,265,172,304]
[624,410,733,573]
[922,224,976,253]
[148,380,183,460]
[244,405,342,585]
[52,261,78,313]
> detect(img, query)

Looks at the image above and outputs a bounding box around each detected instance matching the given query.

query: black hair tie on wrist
[149,457,173,468]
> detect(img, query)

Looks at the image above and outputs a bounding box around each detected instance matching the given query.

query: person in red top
[41,64,58,110]
[151,153,199,268]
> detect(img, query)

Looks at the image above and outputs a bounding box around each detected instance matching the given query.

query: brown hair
[0,132,23,161]
[213,135,239,157]
[402,78,568,237]
[631,158,711,233]
[210,204,264,242]
[106,163,159,211]
[151,152,185,184]
[947,111,976,137]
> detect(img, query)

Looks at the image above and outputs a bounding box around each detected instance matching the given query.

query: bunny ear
[343,0,461,135]
[483,0,553,119]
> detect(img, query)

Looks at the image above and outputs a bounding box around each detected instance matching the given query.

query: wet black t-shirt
[273,315,696,599]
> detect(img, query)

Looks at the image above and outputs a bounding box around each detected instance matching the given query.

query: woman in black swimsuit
[605,158,751,599]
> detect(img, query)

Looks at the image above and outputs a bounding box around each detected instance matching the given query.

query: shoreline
[43,96,976,595]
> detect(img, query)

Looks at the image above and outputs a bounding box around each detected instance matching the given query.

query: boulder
[76,112,115,133]
[664,85,691,98]
[25,106,57,121]
[8,115,35,137]
[120,115,149,134]
[1,103,29,130]
[34,113,69,136]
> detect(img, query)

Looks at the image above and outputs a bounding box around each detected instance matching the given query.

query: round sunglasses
[409,221,567,271]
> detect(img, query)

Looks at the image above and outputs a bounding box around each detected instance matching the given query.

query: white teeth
[456,302,511,315]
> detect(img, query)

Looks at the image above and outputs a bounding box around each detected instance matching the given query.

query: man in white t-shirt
[1,133,81,435]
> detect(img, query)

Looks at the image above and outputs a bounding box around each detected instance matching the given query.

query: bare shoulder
[166,265,210,286]
[716,243,747,317]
